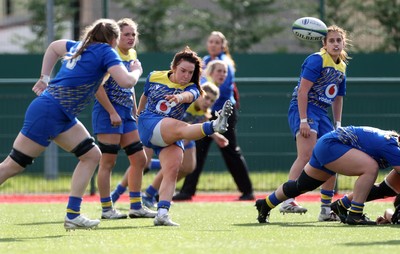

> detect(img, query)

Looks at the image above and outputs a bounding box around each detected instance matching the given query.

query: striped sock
[66,196,82,219]
[100,197,112,212]
[340,195,351,209]
[349,201,364,215]
[320,189,334,207]
[201,122,214,136]
[129,192,142,210]
[266,192,281,209]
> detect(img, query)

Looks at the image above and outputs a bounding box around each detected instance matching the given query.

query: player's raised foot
[129,206,158,218]
[212,100,233,133]
[64,215,100,231]
[318,207,341,222]
[345,213,377,225]
[330,200,348,223]
[279,201,307,214]
[154,213,179,226]
[101,209,127,219]
[142,194,157,209]
[255,199,271,223]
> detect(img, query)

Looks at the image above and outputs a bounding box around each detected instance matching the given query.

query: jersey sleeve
[185,83,200,101]
[103,47,123,70]
[143,72,153,96]
[337,75,347,96]
[301,54,323,83]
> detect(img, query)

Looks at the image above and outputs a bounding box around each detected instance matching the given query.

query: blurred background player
[282,25,350,221]
[92,18,156,220]
[174,32,254,201]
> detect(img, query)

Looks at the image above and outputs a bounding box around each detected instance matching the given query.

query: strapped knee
[98,141,120,154]
[9,148,34,168]
[282,171,324,198]
[123,141,143,156]
[71,137,96,157]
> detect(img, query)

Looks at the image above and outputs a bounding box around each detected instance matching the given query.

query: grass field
[0,201,398,254]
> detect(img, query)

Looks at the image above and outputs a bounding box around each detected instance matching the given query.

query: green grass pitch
[0,201,398,254]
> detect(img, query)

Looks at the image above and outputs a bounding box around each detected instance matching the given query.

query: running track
[0,193,394,203]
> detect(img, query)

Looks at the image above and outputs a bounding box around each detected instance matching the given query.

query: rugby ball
[292,17,327,41]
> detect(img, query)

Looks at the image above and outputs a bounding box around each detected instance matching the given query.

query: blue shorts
[21,96,77,146]
[288,103,334,139]
[184,140,195,150]
[309,133,352,175]
[92,102,137,135]
[138,111,184,155]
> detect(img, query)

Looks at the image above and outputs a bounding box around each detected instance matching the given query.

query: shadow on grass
[343,240,400,246]
[0,235,64,242]
[232,222,381,228]
[16,221,64,226]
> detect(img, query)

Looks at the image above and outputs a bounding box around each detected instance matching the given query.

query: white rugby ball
[292,17,328,41]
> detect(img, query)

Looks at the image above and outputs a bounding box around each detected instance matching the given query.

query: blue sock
[66,196,82,219]
[340,195,351,209]
[145,185,158,198]
[129,192,142,210]
[157,200,171,210]
[150,159,161,170]
[320,189,334,207]
[100,197,112,212]
[111,184,127,203]
[266,192,282,208]
[201,122,214,136]
[349,201,364,215]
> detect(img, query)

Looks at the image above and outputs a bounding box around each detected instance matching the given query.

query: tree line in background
[18,0,400,53]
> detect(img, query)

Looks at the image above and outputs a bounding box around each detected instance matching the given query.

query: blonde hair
[209,31,236,70]
[117,18,139,45]
[204,59,227,78]
[201,81,220,100]
[68,19,120,60]
[322,25,352,64]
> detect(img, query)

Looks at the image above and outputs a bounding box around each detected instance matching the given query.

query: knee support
[98,141,120,154]
[365,180,397,202]
[123,141,143,156]
[71,137,96,157]
[282,171,324,198]
[9,148,34,168]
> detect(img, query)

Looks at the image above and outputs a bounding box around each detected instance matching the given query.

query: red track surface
[0,193,394,203]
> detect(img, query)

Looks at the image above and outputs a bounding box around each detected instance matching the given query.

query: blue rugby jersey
[290,49,347,111]
[142,71,200,120]
[203,53,235,111]
[42,40,122,118]
[332,126,400,169]
[95,47,137,109]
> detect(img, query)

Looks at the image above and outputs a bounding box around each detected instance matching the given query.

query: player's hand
[110,112,122,127]
[32,80,48,96]
[299,122,311,138]
[129,59,143,75]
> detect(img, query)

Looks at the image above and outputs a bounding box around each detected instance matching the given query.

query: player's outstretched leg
[212,100,233,133]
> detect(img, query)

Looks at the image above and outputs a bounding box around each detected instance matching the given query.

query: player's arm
[108,59,143,89]
[137,93,148,116]
[33,39,69,96]
[95,85,121,126]
[332,95,343,128]
[297,77,313,137]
